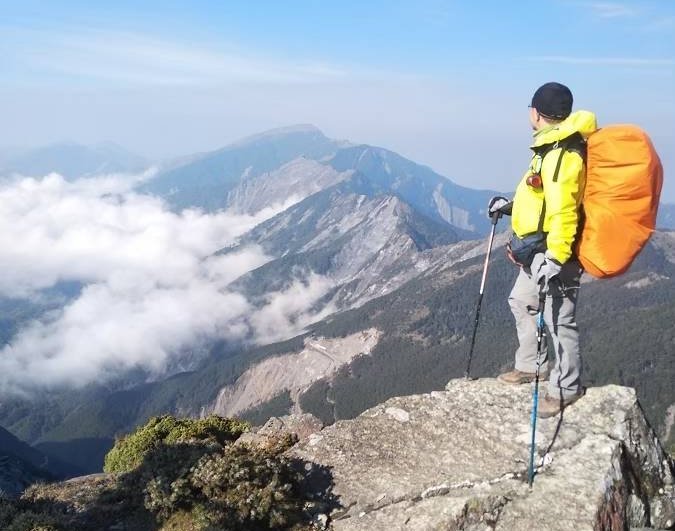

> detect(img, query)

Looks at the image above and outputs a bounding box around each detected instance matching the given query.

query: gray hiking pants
[508,252,583,399]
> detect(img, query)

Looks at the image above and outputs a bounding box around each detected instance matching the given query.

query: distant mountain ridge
[0,141,147,180]
[140,124,344,212]
[143,124,501,236]
[225,178,464,314]
[140,124,503,325]
[658,202,675,230]
[0,424,80,497]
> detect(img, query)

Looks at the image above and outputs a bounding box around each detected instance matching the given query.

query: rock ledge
[291,378,675,530]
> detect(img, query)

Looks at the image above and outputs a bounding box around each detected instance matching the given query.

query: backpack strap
[535,132,587,238]
[537,198,546,234]
[552,132,586,182]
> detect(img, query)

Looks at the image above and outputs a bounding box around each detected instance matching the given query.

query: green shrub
[4,512,64,531]
[142,435,305,530]
[104,415,249,473]
[7,417,325,530]
[0,499,18,527]
[0,498,67,531]
[131,442,216,519]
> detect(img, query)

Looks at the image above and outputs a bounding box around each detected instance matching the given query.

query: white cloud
[584,2,637,18]
[642,15,675,32]
[1,281,252,390]
[4,27,349,87]
[0,173,274,297]
[0,173,334,394]
[250,274,337,345]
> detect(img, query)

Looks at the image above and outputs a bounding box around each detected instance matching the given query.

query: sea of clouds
[0,172,334,394]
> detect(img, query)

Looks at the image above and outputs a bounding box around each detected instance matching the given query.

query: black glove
[536,251,563,293]
[487,196,513,219]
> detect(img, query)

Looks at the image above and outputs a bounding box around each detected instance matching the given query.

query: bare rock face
[236,413,324,448]
[257,413,324,442]
[291,378,675,530]
[207,330,381,418]
[225,157,349,215]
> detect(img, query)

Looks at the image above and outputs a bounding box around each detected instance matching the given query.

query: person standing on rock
[488,82,597,418]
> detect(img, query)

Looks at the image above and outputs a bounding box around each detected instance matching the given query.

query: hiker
[488,82,597,418]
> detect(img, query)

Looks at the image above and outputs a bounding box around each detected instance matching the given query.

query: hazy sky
[2,0,674,199]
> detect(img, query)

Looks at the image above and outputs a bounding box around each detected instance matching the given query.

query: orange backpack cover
[576,125,663,278]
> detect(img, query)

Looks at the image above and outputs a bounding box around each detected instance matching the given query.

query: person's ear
[534,109,541,124]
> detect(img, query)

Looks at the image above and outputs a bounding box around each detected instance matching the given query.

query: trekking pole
[528,288,547,487]
[464,211,501,379]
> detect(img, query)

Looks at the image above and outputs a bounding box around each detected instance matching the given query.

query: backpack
[575,125,663,278]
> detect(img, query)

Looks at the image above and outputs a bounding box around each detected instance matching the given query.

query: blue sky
[1,0,674,198]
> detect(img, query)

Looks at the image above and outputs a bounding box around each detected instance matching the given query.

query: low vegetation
[1,415,331,530]
[103,414,249,473]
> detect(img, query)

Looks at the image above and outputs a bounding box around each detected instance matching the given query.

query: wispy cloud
[2,26,350,86]
[525,55,674,67]
[642,14,675,32]
[583,2,638,18]
[0,173,333,394]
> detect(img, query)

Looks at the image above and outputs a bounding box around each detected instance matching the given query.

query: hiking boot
[497,369,547,385]
[537,389,585,419]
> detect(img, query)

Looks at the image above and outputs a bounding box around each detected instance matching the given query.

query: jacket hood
[531,110,597,147]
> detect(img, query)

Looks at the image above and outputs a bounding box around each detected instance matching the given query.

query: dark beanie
[531,82,573,120]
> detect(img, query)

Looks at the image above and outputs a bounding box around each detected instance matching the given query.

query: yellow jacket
[511,110,598,263]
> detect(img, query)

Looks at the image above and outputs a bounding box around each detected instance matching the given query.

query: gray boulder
[236,413,324,447]
[291,378,675,530]
[257,413,324,441]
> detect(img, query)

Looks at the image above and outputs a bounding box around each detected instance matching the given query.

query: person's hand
[487,196,513,219]
[536,251,562,293]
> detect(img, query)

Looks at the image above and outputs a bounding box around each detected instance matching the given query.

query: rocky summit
[291,378,675,530]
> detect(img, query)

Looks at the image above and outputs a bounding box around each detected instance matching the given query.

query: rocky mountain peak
[228,124,327,149]
[290,378,675,530]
